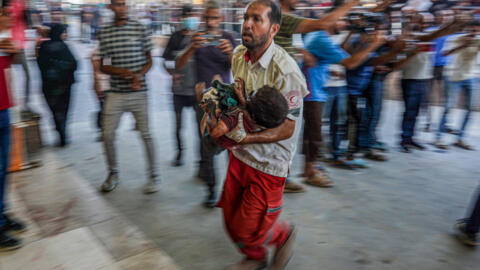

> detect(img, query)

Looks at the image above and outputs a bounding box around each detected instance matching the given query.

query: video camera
[347,11,386,33]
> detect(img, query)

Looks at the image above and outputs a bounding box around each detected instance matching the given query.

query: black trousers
[173,94,197,152]
[195,105,224,190]
[43,84,72,145]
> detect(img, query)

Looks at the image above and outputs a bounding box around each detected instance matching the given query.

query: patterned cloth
[274,13,304,57]
[97,20,152,93]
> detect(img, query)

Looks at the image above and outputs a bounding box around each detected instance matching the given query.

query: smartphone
[200,34,221,47]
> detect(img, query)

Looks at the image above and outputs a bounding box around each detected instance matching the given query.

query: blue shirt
[346,36,376,95]
[303,31,348,102]
[427,27,451,67]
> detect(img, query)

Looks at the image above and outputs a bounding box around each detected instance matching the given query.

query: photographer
[176,0,238,208]
[162,4,200,167]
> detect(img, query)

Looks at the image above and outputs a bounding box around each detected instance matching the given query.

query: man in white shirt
[399,12,459,152]
[217,1,308,269]
[435,21,480,150]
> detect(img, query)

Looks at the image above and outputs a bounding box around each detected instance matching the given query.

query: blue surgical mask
[183,17,200,31]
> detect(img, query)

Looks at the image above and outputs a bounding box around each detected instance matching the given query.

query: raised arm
[294,0,360,33]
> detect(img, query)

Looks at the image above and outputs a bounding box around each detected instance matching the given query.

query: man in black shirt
[163,4,200,167]
[176,0,238,208]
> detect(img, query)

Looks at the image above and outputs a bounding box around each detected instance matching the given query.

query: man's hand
[172,73,184,85]
[119,69,135,80]
[371,31,387,47]
[191,32,207,49]
[0,39,19,54]
[233,78,247,107]
[298,48,317,67]
[130,74,142,91]
[225,112,247,143]
[216,39,233,56]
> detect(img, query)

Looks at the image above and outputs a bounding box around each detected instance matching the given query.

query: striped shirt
[274,13,304,57]
[98,20,152,92]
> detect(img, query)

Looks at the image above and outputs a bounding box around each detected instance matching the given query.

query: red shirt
[0,56,13,110]
[214,109,257,150]
[8,0,26,49]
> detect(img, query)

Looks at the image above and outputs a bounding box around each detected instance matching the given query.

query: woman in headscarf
[37,23,77,147]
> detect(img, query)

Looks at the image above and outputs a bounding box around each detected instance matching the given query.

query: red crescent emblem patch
[285,90,301,109]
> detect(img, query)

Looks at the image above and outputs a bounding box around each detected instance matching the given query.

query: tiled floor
[0,153,180,270]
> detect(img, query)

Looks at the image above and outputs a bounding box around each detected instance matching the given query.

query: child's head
[246,85,289,129]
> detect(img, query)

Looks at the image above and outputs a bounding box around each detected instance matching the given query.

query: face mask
[183,17,200,31]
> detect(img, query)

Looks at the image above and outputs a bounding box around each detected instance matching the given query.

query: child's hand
[233,78,247,107]
[195,82,206,103]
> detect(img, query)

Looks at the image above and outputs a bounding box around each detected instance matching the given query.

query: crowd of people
[0,0,480,269]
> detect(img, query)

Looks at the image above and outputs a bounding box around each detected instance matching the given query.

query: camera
[347,12,386,33]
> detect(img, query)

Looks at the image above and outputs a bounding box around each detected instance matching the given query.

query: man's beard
[242,32,270,50]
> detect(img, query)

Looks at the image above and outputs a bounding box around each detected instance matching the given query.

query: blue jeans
[363,78,384,148]
[0,110,10,227]
[326,87,347,159]
[466,186,480,234]
[401,79,427,142]
[436,78,475,140]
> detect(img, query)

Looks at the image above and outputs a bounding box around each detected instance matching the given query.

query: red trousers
[217,153,290,260]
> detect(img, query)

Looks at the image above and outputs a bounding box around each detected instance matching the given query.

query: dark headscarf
[37,23,77,89]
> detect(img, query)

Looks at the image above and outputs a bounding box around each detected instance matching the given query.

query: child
[196,79,289,149]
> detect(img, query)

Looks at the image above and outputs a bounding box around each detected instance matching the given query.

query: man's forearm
[370,47,402,66]
[240,119,295,145]
[342,42,383,69]
[418,21,459,42]
[176,45,195,70]
[138,53,153,76]
[443,44,469,56]
[100,64,130,76]
[295,0,359,33]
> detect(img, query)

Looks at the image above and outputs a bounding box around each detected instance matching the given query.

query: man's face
[0,9,12,29]
[204,8,222,31]
[242,3,279,50]
[52,11,63,22]
[109,0,128,21]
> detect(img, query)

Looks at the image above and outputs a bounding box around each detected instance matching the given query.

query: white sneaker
[143,178,160,194]
[101,173,119,192]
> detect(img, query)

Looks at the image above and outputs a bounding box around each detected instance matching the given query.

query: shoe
[372,141,388,152]
[3,215,26,233]
[400,142,411,153]
[203,188,217,208]
[0,228,22,252]
[406,140,425,151]
[346,155,370,168]
[269,225,297,270]
[283,180,306,193]
[304,174,334,188]
[224,259,268,270]
[363,150,388,162]
[454,220,478,247]
[433,140,449,150]
[328,158,356,170]
[172,151,184,167]
[101,173,119,193]
[143,178,160,194]
[453,140,474,151]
